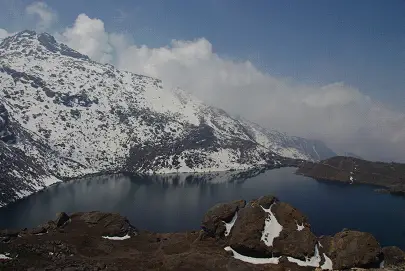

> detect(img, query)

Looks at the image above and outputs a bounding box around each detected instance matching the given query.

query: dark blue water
[0,167,404,249]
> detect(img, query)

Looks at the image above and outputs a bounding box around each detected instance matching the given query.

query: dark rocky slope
[296,156,405,196]
[1,195,403,270]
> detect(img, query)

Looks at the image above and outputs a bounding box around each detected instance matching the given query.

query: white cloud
[60,14,112,63]
[25,1,57,32]
[3,13,391,163]
[0,28,10,40]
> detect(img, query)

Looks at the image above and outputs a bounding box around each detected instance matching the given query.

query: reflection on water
[0,167,404,249]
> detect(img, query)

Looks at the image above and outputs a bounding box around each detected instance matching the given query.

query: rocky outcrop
[0,196,404,270]
[319,230,382,269]
[201,199,246,238]
[226,196,317,260]
[382,246,405,267]
[271,202,317,260]
[296,156,405,196]
[72,211,137,237]
[0,103,16,144]
[228,200,270,256]
[203,195,398,270]
[55,212,70,227]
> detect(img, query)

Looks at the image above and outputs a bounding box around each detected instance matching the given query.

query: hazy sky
[0,0,404,162]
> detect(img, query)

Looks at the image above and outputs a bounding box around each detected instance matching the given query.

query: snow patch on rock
[296,221,305,231]
[260,204,283,247]
[223,212,238,237]
[287,245,321,267]
[0,253,12,260]
[224,246,280,264]
[321,253,333,270]
[102,234,131,240]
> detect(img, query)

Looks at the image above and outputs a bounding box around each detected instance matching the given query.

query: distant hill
[342,152,363,160]
[296,156,405,196]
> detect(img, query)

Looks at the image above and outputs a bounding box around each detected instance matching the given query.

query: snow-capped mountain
[0,30,335,206]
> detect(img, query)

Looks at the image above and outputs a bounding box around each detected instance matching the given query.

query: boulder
[272,202,317,260]
[229,198,317,259]
[28,227,47,235]
[201,199,246,238]
[228,203,269,257]
[382,246,405,266]
[73,211,136,237]
[325,230,382,269]
[55,212,70,227]
[257,195,277,209]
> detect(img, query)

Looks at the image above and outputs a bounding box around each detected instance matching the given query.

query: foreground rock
[297,156,405,196]
[382,247,405,267]
[202,199,246,238]
[0,195,404,271]
[319,230,382,269]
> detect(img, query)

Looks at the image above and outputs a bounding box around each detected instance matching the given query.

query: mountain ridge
[0,30,335,206]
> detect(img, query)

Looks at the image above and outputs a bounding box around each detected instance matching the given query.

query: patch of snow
[0,253,12,260]
[312,145,320,160]
[15,189,31,198]
[42,175,61,187]
[380,260,385,268]
[223,212,237,237]
[224,246,280,265]
[102,234,131,240]
[349,176,354,184]
[260,204,283,247]
[321,253,333,270]
[287,245,321,267]
[276,147,312,161]
[296,221,305,231]
[48,252,54,256]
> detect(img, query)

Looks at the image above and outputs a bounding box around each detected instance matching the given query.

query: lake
[0,167,404,249]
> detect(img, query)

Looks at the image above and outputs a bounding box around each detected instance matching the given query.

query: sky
[0,0,404,162]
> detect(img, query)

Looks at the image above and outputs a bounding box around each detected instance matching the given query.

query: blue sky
[0,0,405,161]
[1,0,404,110]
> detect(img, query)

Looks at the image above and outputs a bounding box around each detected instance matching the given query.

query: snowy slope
[0,30,334,206]
[238,118,336,161]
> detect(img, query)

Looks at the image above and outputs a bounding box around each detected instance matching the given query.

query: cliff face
[1,195,404,270]
[296,156,405,195]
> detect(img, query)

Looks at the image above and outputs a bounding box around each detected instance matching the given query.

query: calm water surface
[0,168,404,249]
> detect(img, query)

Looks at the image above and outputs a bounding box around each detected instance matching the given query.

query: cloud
[25,1,57,31]
[57,14,405,162]
[60,14,112,63]
[0,28,10,40]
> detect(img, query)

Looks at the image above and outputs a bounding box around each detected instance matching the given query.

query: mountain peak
[16,29,37,37]
[0,30,90,61]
